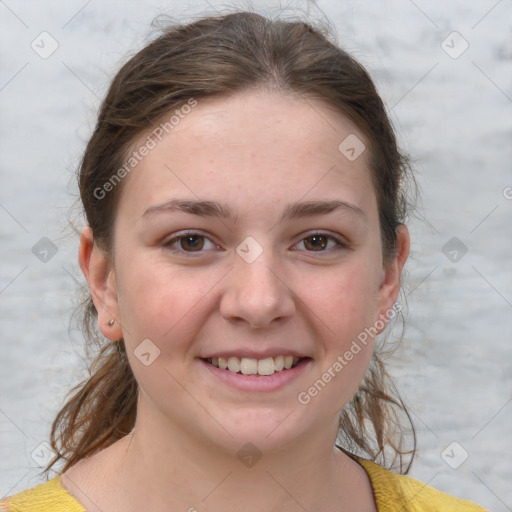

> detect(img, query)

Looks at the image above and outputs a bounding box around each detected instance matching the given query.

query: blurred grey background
[1,1,511,510]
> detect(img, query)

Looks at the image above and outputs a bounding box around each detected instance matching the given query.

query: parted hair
[44,10,416,477]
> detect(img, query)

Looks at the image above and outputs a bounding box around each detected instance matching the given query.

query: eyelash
[163,230,347,256]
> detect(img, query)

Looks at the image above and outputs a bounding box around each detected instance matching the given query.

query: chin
[206,407,313,455]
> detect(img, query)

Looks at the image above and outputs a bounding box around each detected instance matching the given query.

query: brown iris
[303,235,328,251]
[180,235,204,251]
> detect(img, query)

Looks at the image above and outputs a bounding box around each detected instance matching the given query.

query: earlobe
[376,224,410,332]
[78,227,122,340]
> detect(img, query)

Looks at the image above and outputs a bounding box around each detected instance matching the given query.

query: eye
[163,231,345,255]
[164,231,219,253]
[294,233,345,252]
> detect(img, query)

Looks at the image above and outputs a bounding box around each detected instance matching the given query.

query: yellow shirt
[1,458,487,511]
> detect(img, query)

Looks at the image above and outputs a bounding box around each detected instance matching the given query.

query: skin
[62,88,409,512]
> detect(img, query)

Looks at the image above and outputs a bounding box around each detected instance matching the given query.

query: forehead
[118,89,376,224]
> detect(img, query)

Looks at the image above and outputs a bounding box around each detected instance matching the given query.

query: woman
[1,11,486,512]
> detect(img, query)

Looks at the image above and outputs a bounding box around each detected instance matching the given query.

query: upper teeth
[209,355,301,375]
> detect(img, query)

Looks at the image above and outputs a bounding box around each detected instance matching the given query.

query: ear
[78,226,123,340]
[375,224,410,333]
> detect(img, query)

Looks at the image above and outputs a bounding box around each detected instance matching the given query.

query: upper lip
[200,349,310,360]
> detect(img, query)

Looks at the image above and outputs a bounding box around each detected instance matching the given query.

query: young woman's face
[94,89,407,454]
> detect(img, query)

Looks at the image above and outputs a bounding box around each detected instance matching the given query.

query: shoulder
[1,476,85,512]
[355,457,488,512]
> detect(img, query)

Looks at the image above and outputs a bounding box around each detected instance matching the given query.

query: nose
[219,250,296,328]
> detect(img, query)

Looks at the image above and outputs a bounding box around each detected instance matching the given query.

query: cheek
[297,261,379,402]
[116,263,217,397]
[299,271,377,413]
[302,261,380,341]
[115,256,225,349]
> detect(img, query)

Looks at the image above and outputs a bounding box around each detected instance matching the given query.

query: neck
[102,404,375,512]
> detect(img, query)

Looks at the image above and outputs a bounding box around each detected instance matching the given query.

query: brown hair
[45,10,416,477]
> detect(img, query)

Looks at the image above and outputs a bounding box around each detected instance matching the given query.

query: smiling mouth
[203,355,308,376]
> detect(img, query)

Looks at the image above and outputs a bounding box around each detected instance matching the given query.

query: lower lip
[200,358,312,392]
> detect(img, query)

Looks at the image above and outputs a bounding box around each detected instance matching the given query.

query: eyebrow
[142,198,366,222]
